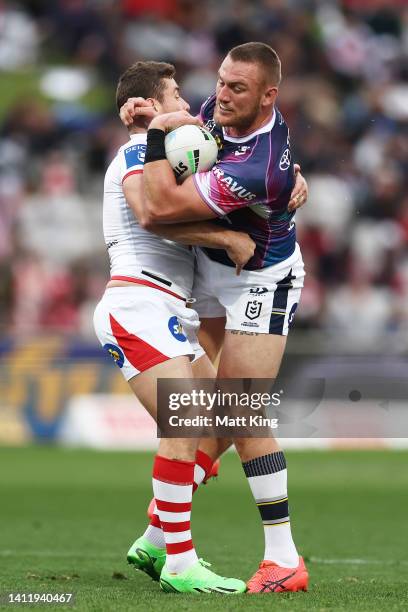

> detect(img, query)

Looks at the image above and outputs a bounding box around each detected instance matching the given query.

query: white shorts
[93,286,205,381]
[192,243,305,335]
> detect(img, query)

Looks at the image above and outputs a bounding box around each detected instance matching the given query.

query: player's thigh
[191,352,216,378]
[129,355,200,460]
[128,354,194,419]
[197,316,226,364]
[218,333,285,458]
[218,331,287,379]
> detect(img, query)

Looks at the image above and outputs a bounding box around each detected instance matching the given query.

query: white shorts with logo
[192,243,305,335]
[93,286,205,381]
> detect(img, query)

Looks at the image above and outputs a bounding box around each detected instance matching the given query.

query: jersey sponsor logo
[168,316,187,342]
[124,143,146,168]
[103,343,125,368]
[212,167,256,201]
[245,300,262,320]
[279,148,291,171]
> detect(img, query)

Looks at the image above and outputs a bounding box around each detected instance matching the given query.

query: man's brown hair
[228,42,281,86]
[116,61,176,112]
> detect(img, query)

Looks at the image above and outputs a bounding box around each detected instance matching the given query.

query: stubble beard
[214,100,261,133]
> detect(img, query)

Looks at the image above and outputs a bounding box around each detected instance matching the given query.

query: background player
[122,42,309,594]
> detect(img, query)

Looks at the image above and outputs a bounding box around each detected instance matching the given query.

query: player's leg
[117,351,203,577]
[127,354,243,591]
[95,288,245,592]
[197,316,226,363]
[144,353,231,557]
[211,246,307,592]
[218,332,307,592]
[192,351,232,463]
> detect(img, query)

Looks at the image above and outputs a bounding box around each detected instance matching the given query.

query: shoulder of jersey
[119,134,147,155]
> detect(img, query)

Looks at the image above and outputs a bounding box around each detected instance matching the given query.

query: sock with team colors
[242,451,299,568]
[152,454,198,574]
[143,449,213,549]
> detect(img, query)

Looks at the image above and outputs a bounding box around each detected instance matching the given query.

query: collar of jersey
[222,109,276,144]
[129,132,147,142]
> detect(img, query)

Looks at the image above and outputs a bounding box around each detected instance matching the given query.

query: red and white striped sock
[193,449,213,493]
[143,450,213,550]
[152,454,198,574]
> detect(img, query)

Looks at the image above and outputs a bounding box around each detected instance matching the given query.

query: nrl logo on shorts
[245,300,262,320]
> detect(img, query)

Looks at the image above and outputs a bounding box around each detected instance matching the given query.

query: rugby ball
[165,125,218,182]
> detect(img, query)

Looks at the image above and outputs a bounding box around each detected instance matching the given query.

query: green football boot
[159,559,246,594]
[127,536,166,581]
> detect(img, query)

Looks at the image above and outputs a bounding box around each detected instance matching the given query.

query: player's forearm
[143,159,188,222]
[143,125,211,223]
[145,220,233,249]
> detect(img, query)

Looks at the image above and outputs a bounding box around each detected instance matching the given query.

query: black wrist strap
[145,128,166,163]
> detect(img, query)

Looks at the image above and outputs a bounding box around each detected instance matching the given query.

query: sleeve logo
[279,148,291,171]
[124,144,146,169]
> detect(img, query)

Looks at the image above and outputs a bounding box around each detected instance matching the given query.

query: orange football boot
[246,556,308,593]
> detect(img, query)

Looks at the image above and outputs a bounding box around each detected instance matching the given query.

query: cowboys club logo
[245,300,262,320]
[279,148,291,171]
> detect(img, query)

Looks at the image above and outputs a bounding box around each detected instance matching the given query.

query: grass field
[0,447,407,611]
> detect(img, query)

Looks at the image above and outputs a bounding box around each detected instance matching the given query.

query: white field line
[0,550,407,566]
[309,557,408,566]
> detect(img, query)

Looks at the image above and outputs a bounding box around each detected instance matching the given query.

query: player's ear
[262,86,278,109]
[146,97,161,113]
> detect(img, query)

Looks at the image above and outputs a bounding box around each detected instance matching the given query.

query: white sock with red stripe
[143,450,213,550]
[152,455,198,574]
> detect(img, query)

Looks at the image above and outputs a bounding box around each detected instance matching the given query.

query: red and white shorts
[93,285,205,381]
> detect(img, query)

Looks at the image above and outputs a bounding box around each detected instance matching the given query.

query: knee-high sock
[143,450,213,549]
[152,455,198,574]
[242,451,299,568]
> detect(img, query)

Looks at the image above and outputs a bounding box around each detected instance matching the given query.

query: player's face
[214,56,275,132]
[157,78,190,114]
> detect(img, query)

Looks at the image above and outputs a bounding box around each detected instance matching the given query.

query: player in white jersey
[119,44,310,594]
[93,61,255,594]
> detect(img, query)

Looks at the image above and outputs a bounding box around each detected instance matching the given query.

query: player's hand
[119,97,158,127]
[225,231,256,276]
[150,111,203,132]
[288,164,308,212]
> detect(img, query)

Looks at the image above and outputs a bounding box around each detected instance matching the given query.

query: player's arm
[139,111,219,223]
[123,172,255,273]
[142,112,309,224]
[120,103,308,217]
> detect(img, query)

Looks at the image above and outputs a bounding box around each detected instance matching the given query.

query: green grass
[0,448,407,610]
[0,70,113,120]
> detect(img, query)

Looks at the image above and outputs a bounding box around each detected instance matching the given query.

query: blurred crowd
[0,0,407,351]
